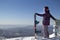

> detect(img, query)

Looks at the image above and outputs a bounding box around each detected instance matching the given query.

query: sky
[0,0,60,25]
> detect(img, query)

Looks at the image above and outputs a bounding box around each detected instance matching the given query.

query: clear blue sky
[0,0,60,25]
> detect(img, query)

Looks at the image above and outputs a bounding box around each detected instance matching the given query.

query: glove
[35,13,38,15]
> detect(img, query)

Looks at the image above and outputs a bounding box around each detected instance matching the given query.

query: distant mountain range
[0,25,53,38]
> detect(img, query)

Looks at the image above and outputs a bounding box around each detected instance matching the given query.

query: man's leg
[43,25,49,38]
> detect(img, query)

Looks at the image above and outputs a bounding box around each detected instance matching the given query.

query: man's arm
[35,13,44,16]
[50,13,56,20]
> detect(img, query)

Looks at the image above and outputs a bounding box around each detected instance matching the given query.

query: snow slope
[1,33,60,40]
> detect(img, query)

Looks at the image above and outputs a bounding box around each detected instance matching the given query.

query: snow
[1,33,60,40]
[5,37,35,40]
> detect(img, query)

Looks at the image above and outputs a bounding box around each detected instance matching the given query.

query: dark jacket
[36,13,56,25]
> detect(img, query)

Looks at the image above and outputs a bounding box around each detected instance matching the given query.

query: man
[35,6,56,38]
